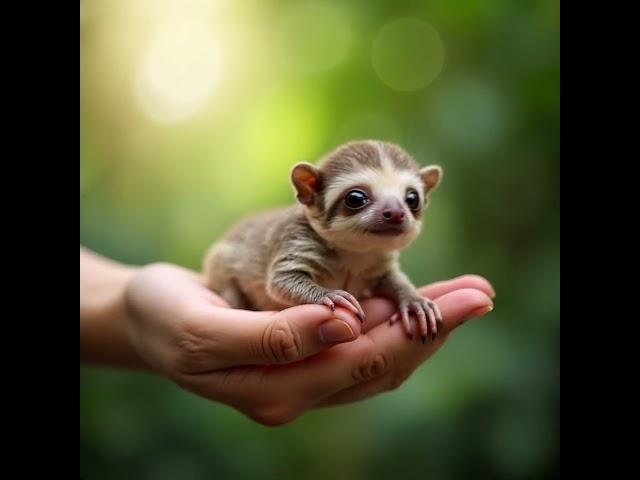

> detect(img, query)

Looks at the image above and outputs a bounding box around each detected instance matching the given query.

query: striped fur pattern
[203,140,442,315]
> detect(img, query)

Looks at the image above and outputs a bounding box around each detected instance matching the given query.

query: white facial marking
[323,166,423,213]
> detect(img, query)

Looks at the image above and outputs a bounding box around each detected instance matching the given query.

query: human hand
[124,263,494,425]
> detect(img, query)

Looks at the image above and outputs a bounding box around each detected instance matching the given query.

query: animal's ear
[419,165,443,193]
[290,162,322,206]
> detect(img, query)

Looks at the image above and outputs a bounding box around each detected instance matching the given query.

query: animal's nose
[382,208,405,224]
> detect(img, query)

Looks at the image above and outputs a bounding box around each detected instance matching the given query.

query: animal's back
[203,205,305,310]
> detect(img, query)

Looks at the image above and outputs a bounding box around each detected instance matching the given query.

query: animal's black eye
[344,189,369,209]
[405,190,420,211]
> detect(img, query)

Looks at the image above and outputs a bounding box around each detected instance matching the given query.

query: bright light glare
[136,20,223,123]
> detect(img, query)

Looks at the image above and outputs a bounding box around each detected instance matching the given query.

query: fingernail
[319,319,356,343]
[463,304,494,322]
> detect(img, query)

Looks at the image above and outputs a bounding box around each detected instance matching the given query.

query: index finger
[318,288,494,407]
[360,274,495,333]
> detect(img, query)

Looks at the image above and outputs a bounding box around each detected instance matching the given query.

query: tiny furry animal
[204,140,443,343]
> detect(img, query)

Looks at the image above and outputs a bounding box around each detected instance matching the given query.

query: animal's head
[290,140,442,252]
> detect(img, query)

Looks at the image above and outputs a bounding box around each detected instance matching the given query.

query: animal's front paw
[390,295,442,344]
[318,290,366,323]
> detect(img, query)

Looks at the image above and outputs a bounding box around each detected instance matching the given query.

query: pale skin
[80,246,495,426]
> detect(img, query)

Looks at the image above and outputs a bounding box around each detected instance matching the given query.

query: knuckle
[352,352,390,383]
[247,399,303,427]
[171,319,210,373]
[262,316,303,364]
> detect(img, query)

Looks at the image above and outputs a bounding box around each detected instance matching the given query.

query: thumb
[248,305,362,365]
[192,304,362,369]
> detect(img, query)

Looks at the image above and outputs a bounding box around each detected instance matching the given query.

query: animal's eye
[344,189,369,209]
[405,190,420,211]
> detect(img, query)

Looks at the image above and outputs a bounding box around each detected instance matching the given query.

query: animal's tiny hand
[390,294,443,343]
[318,289,366,323]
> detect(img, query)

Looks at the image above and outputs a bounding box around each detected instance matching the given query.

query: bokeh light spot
[136,20,224,123]
[371,18,445,92]
[430,78,510,155]
[279,2,352,75]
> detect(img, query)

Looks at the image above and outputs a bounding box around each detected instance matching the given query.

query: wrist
[80,249,147,369]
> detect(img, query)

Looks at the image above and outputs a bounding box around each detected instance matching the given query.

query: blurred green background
[80,0,559,478]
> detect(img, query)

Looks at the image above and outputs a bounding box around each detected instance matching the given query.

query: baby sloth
[204,140,443,343]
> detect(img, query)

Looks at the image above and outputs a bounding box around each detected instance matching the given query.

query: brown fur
[203,140,442,328]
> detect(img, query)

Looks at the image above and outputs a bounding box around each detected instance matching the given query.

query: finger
[418,274,495,300]
[289,289,493,402]
[318,288,493,407]
[360,274,495,333]
[187,304,361,370]
[179,335,379,420]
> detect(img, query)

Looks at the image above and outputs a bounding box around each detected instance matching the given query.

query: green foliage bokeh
[80,0,559,478]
